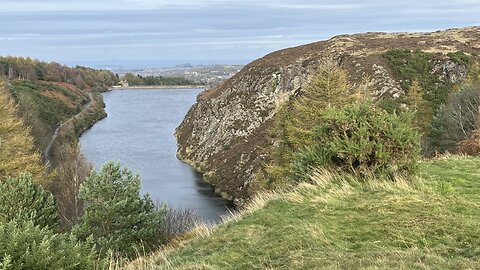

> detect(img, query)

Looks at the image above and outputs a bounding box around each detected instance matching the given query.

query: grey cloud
[0,0,478,67]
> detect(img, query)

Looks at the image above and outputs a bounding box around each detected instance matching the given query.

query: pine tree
[0,173,57,228]
[73,162,165,258]
[288,61,355,145]
[0,220,103,269]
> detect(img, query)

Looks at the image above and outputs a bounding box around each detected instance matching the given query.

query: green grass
[135,156,480,269]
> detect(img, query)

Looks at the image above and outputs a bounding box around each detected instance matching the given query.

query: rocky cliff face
[176,27,480,206]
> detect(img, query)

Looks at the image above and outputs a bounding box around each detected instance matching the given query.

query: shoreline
[109,85,207,90]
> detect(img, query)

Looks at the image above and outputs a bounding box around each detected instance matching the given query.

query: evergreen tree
[73,162,165,258]
[0,220,103,269]
[0,173,57,228]
[287,61,355,149]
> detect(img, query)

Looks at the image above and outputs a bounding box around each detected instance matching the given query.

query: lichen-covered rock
[431,60,468,83]
[176,27,480,206]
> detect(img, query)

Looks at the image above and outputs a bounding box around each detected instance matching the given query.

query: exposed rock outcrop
[176,27,480,206]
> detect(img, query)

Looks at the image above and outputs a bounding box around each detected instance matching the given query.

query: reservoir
[80,88,228,222]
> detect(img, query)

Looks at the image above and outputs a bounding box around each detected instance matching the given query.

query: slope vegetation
[1,57,116,165]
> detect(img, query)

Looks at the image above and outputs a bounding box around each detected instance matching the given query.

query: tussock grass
[122,217,218,270]
[124,156,480,269]
[221,191,282,225]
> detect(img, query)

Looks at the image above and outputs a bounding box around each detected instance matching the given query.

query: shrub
[382,50,480,156]
[73,162,166,259]
[0,173,57,228]
[384,49,466,123]
[291,103,420,181]
[162,208,203,241]
[10,80,84,127]
[0,220,103,270]
[377,96,404,114]
[447,51,473,66]
[384,49,434,91]
[456,130,480,156]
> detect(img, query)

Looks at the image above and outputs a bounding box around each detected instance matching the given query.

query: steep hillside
[130,156,480,269]
[10,80,90,148]
[176,26,480,205]
[0,57,117,157]
[0,57,121,231]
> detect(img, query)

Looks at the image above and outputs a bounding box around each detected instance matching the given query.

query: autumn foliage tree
[0,56,118,90]
[51,142,92,230]
[0,81,46,184]
[406,80,431,132]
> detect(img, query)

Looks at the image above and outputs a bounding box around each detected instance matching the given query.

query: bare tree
[429,83,480,153]
[51,142,92,230]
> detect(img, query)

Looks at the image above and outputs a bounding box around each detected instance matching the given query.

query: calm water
[80,89,228,222]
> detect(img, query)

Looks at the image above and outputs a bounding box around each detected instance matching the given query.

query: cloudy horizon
[1,0,479,68]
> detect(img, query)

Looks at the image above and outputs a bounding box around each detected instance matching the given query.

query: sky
[1,0,479,68]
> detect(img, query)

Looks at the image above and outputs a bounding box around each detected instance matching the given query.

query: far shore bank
[108,85,207,90]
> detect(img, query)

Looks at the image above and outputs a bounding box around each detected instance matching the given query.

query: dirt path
[43,92,93,167]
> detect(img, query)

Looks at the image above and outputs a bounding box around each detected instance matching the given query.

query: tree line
[122,73,199,86]
[0,56,118,91]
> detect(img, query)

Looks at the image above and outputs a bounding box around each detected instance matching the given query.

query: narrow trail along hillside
[43,92,94,167]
